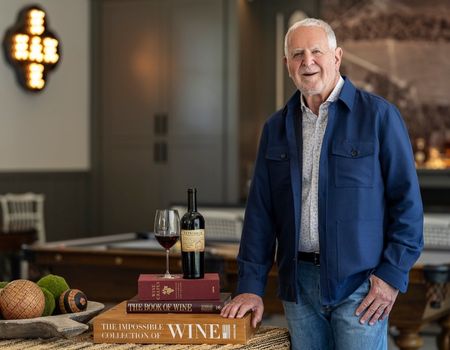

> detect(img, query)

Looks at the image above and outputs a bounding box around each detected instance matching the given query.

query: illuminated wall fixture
[2,5,61,92]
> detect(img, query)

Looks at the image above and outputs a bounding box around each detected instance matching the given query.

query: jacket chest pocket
[265,147,290,192]
[331,141,375,188]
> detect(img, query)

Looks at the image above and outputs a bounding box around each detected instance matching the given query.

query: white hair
[284,18,337,56]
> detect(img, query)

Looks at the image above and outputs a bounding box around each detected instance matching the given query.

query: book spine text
[94,320,242,344]
[126,301,223,313]
[138,279,220,301]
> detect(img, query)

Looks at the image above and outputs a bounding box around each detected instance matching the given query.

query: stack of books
[130,273,230,313]
[92,273,256,344]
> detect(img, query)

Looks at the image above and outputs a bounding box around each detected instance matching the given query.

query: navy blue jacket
[237,77,424,305]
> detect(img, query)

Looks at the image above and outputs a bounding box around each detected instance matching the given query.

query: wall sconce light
[3,5,61,92]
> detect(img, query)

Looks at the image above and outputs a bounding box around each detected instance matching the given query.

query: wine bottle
[180,188,205,279]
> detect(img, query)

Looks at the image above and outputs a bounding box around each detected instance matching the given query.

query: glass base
[161,273,181,279]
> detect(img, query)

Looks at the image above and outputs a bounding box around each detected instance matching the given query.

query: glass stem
[165,249,170,276]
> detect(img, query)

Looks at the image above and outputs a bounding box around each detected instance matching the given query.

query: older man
[221,18,423,349]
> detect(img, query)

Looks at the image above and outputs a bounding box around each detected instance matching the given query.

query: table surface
[23,233,450,350]
[0,326,290,350]
[27,231,450,263]
[27,232,240,257]
[25,233,450,327]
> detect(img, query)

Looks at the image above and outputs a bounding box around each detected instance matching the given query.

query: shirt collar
[300,76,345,112]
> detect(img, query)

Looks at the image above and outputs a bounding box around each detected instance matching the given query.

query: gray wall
[0,0,91,241]
[0,0,90,171]
[0,0,321,240]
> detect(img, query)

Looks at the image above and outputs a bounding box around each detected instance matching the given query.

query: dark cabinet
[93,0,238,234]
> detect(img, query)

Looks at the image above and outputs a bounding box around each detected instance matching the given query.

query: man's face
[285,26,342,99]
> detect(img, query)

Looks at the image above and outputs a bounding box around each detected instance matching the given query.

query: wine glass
[154,209,180,279]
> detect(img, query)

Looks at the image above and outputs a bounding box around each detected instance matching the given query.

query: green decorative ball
[0,281,8,289]
[40,287,56,316]
[37,274,69,300]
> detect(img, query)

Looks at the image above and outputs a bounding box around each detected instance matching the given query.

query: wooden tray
[0,301,104,339]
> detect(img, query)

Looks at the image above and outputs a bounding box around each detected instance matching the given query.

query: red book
[126,292,231,313]
[138,273,220,301]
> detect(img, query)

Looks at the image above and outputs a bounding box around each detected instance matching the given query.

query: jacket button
[280,153,287,159]
[351,149,359,157]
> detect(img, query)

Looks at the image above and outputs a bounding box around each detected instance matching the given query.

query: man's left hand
[355,275,399,325]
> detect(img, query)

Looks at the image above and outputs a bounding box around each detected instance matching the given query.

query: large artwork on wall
[322,0,450,168]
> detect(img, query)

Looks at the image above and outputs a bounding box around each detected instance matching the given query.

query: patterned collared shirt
[299,76,345,252]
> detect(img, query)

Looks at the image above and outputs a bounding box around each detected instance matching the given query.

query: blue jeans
[282,261,387,350]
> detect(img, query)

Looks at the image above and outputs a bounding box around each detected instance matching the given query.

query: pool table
[25,233,450,350]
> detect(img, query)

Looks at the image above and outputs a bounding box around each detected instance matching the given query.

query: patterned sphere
[58,289,87,314]
[0,279,45,319]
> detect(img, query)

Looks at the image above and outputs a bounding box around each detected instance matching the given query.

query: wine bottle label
[181,229,205,252]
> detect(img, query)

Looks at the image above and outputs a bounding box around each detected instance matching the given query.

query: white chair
[0,193,45,279]
[0,192,46,243]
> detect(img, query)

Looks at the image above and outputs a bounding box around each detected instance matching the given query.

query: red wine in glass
[155,234,179,250]
[154,209,180,279]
